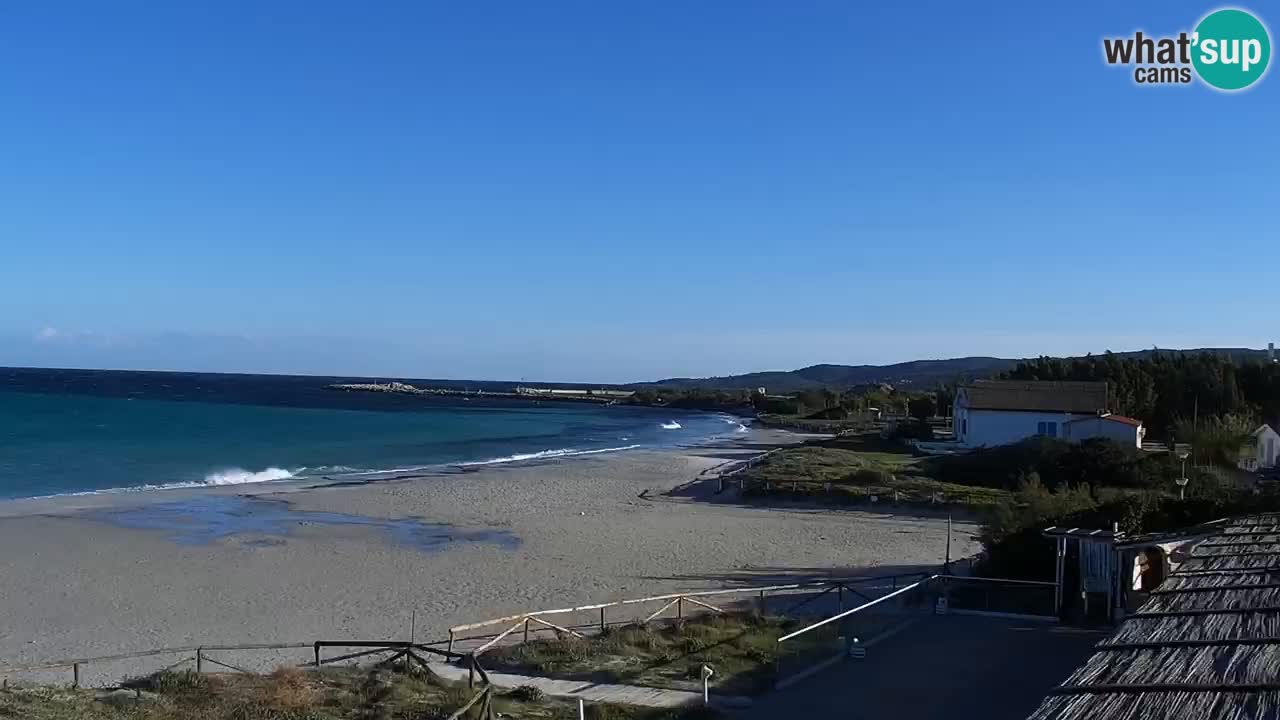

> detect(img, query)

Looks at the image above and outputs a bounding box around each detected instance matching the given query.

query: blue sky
[2,1,1277,383]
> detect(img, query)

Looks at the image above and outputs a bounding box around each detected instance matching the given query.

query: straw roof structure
[1029,513,1280,720]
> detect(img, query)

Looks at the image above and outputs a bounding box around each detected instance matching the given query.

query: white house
[1063,414,1146,448]
[1238,424,1280,471]
[954,380,1109,448]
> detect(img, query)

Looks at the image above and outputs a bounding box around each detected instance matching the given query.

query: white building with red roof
[954,380,1147,448]
[1062,413,1146,448]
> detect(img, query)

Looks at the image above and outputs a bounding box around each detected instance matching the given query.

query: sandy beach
[0,428,978,683]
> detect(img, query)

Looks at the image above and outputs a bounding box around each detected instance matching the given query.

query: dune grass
[741,438,1009,509]
[0,663,720,720]
[481,612,820,696]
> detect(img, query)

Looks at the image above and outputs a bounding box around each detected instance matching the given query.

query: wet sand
[0,428,979,682]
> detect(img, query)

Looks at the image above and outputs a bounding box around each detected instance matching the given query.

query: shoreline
[0,410,763,515]
[0,427,977,683]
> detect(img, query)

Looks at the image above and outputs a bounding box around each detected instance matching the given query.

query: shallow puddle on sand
[82,495,519,552]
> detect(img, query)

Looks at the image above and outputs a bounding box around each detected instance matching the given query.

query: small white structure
[1239,424,1280,471]
[954,380,1109,448]
[1064,414,1146,448]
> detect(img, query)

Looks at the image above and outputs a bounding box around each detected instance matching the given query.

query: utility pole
[1193,395,1200,466]
[1177,451,1190,501]
[944,515,953,575]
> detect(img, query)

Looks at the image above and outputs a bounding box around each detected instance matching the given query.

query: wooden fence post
[677,597,683,620]
[600,607,607,632]
[196,648,203,674]
[314,644,321,668]
[73,663,81,689]
[524,618,530,644]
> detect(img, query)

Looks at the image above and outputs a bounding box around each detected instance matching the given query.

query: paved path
[427,662,752,710]
[738,614,1103,720]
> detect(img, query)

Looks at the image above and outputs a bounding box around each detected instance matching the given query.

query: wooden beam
[1050,681,1280,695]
[1152,582,1280,595]
[1129,606,1280,619]
[472,620,527,655]
[526,615,585,638]
[1096,636,1280,651]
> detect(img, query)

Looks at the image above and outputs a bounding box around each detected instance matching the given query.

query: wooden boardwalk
[427,662,752,710]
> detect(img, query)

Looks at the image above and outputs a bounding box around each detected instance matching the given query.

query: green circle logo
[1193,8,1271,90]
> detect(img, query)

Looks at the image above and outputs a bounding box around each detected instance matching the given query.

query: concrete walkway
[737,615,1102,720]
[427,662,752,710]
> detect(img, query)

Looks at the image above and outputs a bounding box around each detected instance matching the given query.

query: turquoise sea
[0,368,745,500]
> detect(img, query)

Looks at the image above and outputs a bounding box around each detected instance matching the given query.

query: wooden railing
[716,448,781,491]
[447,571,932,656]
[2,638,499,719]
[1,639,460,687]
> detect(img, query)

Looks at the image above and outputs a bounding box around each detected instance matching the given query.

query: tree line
[1000,352,1280,440]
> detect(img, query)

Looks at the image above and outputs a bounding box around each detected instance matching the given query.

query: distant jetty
[327,382,634,404]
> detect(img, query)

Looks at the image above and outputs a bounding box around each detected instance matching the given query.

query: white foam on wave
[22,466,301,500]
[456,444,641,467]
[660,421,682,430]
[202,467,296,486]
[296,465,368,475]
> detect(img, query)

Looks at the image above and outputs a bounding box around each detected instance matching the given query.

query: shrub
[928,437,1177,491]
[259,666,317,709]
[850,467,893,486]
[889,420,933,442]
[978,474,1098,579]
[510,684,545,702]
[137,669,211,695]
[908,396,937,422]
[681,637,711,654]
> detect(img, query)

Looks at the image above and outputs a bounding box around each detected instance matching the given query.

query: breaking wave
[660,421,682,430]
[202,467,297,486]
[456,445,641,467]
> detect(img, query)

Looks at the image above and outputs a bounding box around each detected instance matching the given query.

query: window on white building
[1037,421,1057,437]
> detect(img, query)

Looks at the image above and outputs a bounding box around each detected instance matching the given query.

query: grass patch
[740,437,1009,509]
[482,612,816,695]
[0,663,722,720]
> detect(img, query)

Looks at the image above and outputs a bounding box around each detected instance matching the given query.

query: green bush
[889,420,933,442]
[927,437,1180,491]
[510,684,545,702]
[978,472,1280,581]
[978,475,1098,579]
[135,669,211,695]
[850,467,893,485]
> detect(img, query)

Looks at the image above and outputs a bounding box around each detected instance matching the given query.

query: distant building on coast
[514,386,635,399]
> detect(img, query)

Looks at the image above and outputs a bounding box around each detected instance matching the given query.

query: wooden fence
[2,639,456,688]
[2,638,499,719]
[716,448,781,492]
[447,571,932,656]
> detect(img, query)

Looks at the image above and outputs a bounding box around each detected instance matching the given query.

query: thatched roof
[959,380,1108,414]
[1029,514,1280,720]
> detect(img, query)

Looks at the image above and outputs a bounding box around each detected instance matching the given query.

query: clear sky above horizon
[2,1,1277,383]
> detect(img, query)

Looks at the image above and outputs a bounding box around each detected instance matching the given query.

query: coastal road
[737,615,1103,720]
